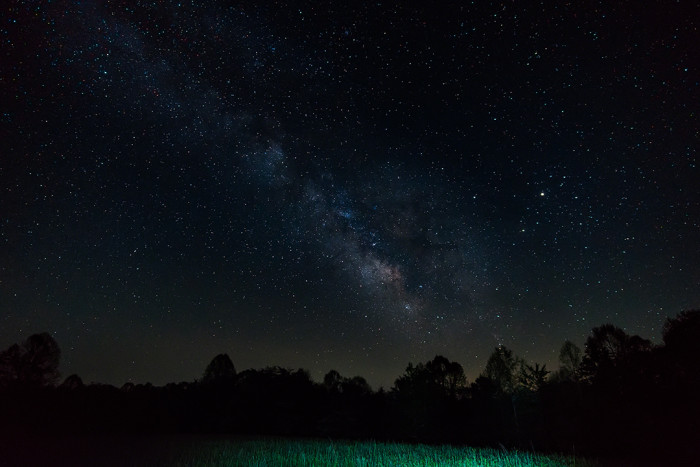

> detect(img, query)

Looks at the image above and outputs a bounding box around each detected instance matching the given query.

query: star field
[1,1,698,388]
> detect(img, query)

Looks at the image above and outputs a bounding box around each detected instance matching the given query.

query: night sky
[2,1,698,389]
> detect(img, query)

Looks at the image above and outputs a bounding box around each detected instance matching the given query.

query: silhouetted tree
[394,362,431,396]
[121,382,135,392]
[483,346,519,394]
[0,332,61,388]
[658,309,700,460]
[663,309,700,350]
[322,370,372,397]
[580,324,652,384]
[470,375,498,398]
[426,355,467,398]
[60,374,84,390]
[573,324,658,458]
[201,353,236,385]
[0,344,21,388]
[553,340,582,382]
[518,362,549,392]
[342,375,372,397]
[663,309,700,381]
[394,355,466,399]
[393,355,467,441]
[323,369,344,393]
[318,370,375,438]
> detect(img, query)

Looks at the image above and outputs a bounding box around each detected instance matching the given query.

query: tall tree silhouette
[483,346,519,394]
[0,332,61,388]
[663,309,700,383]
[659,309,700,460]
[556,340,582,382]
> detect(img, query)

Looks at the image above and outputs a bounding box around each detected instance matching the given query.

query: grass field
[158,438,598,467]
[3,436,597,466]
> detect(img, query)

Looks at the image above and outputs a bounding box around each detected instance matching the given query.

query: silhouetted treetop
[0,332,61,388]
[201,353,236,385]
[663,309,700,354]
[323,370,372,396]
[323,369,344,393]
[482,346,519,394]
[550,340,582,383]
[581,324,652,383]
[60,374,84,390]
[426,355,467,398]
[394,355,467,399]
[519,362,549,392]
[561,340,581,373]
[343,375,372,397]
[662,309,700,383]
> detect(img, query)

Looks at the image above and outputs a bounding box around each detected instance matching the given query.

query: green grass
[139,437,598,467]
[2,435,599,466]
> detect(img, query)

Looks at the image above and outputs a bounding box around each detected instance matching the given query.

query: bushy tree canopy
[394,355,467,399]
[0,332,61,388]
[663,309,700,354]
[201,353,236,385]
[580,324,652,383]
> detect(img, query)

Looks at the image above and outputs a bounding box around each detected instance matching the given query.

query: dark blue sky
[2,0,698,388]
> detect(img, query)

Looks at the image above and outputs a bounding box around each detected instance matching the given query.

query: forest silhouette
[1,310,699,464]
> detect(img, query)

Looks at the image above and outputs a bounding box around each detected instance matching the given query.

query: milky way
[1,1,698,387]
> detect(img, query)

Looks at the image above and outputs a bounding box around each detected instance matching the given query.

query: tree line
[1,310,699,463]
